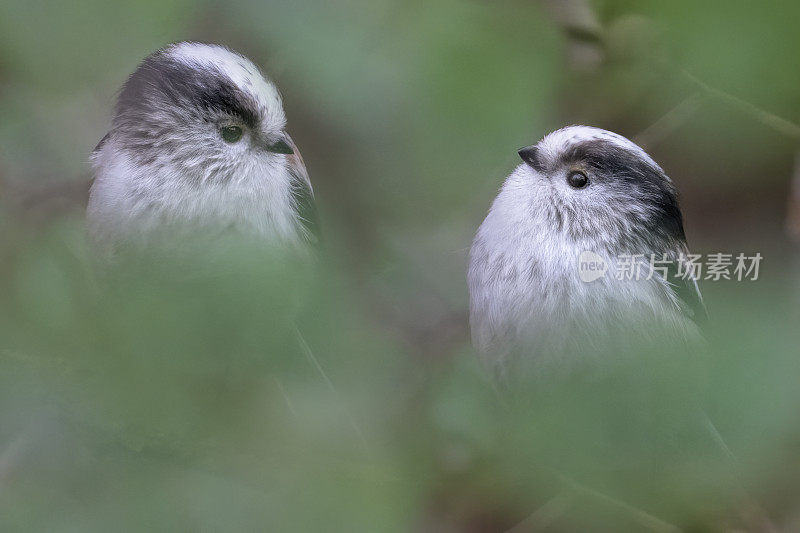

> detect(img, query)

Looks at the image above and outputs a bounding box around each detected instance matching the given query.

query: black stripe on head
[116,51,261,129]
[557,140,663,179]
[561,139,687,244]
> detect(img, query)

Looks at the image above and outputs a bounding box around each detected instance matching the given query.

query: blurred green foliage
[1,0,800,531]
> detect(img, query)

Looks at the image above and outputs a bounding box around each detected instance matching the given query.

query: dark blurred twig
[1,173,89,226]
[540,0,604,72]
[787,153,800,245]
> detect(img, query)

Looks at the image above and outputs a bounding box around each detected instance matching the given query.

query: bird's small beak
[518,145,541,170]
[265,135,294,155]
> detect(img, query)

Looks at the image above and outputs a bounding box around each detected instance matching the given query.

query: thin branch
[702,415,778,533]
[557,474,681,533]
[684,70,800,143]
[505,492,572,533]
[273,376,297,417]
[294,326,372,455]
[634,93,707,149]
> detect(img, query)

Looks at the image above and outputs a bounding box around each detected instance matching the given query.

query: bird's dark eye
[220,125,243,143]
[567,171,589,189]
[267,139,294,154]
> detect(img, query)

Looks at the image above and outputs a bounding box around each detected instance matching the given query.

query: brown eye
[220,125,243,143]
[567,171,589,189]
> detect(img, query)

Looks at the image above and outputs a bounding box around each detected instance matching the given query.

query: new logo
[578,251,608,283]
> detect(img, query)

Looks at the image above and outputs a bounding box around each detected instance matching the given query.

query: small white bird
[88,42,318,258]
[468,126,705,379]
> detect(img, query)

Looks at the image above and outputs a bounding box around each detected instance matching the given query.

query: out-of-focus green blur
[1,0,799,531]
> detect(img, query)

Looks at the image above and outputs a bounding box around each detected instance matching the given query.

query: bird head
[89,43,317,251]
[515,126,686,254]
[107,42,302,186]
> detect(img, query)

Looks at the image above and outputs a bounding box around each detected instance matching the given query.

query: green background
[1,0,799,530]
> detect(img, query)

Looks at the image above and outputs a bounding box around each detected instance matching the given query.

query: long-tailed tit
[468,126,705,379]
[88,42,318,259]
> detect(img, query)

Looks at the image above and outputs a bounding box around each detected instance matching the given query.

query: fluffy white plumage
[468,126,703,378]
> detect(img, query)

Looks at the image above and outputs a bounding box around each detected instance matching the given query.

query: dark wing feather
[89,133,111,189]
[637,255,708,328]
